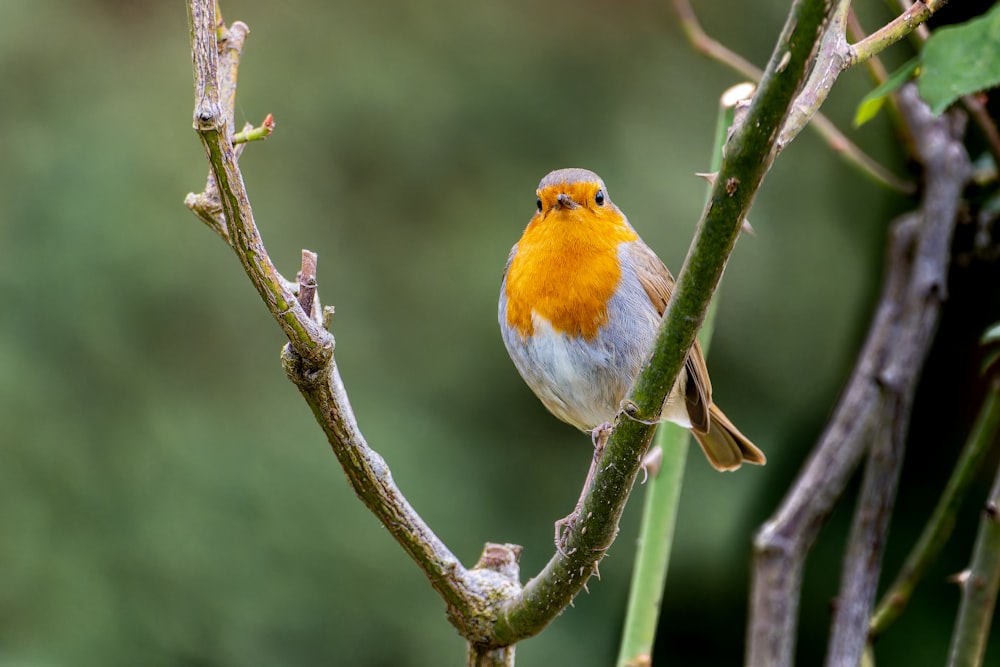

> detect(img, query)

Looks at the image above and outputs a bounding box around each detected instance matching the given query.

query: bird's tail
[690,404,766,471]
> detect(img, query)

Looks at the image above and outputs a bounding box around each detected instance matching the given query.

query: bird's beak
[555,193,579,209]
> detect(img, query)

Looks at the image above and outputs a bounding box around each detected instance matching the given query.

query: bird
[498,167,765,472]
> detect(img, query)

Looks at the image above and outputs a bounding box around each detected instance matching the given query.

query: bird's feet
[554,422,613,556]
[554,511,578,557]
[590,421,612,456]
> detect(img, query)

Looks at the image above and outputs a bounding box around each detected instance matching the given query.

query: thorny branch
[746,85,970,667]
[671,0,916,194]
[184,0,835,661]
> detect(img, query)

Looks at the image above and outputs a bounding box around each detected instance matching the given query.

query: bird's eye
[595,190,605,206]
[536,198,542,212]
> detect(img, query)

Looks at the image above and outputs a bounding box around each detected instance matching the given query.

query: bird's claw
[554,512,578,557]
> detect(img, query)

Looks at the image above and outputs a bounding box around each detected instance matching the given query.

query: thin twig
[893,0,1000,181]
[846,8,908,140]
[671,0,914,194]
[189,0,327,360]
[232,113,275,144]
[777,0,948,156]
[847,10,889,86]
[186,2,505,645]
[672,0,760,81]
[850,0,951,67]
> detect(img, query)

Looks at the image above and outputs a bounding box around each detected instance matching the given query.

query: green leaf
[854,58,919,127]
[918,4,1000,115]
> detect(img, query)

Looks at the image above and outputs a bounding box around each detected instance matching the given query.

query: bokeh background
[2,1,998,665]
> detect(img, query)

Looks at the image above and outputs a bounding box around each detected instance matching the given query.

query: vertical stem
[948,382,1000,667]
[947,450,1000,667]
[615,83,752,667]
[614,424,688,667]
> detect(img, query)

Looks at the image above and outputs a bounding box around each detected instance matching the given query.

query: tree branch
[185,0,858,657]
[824,85,969,667]
[870,380,1000,640]
[672,0,914,194]
[494,0,832,645]
[747,84,970,667]
[185,3,518,652]
[947,441,1000,667]
[849,0,951,67]
[777,0,950,151]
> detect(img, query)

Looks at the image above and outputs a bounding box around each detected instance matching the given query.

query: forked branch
[747,85,970,667]
[185,0,856,661]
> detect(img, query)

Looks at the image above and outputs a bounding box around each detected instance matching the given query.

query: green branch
[947,408,1000,666]
[232,114,275,145]
[186,0,838,658]
[670,0,914,194]
[849,0,951,67]
[615,83,748,667]
[870,382,1000,639]
[494,0,829,645]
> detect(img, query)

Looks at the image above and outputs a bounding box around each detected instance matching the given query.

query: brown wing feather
[626,242,712,433]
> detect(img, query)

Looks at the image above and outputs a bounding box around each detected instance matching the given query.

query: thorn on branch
[949,569,971,587]
[640,445,663,482]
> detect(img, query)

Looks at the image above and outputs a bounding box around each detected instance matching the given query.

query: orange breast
[505,208,638,340]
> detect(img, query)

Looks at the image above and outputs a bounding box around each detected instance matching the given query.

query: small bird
[499,168,765,471]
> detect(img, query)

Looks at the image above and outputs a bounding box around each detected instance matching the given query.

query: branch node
[474,543,523,580]
[298,249,318,319]
[194,103,223,131]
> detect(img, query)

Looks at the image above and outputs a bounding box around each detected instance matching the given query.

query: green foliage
[919,3,1000,115]
[854,58,918,127]
[855,4,1000,125]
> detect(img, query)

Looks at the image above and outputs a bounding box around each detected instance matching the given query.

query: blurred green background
[2,0,997,665]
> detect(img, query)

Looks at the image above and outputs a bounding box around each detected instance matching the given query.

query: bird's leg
[555,422,612,555]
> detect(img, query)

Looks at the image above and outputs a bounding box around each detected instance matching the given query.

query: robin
[499,168,765,473]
